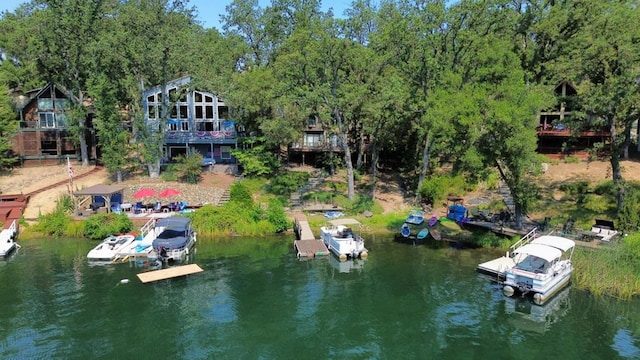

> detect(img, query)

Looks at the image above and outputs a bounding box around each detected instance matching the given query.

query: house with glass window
[142,76,237,169]
[536,80,612,159]
[288,114,342,166]
[12,82,97,166]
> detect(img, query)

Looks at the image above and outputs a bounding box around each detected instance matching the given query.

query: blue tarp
[447,204,467,222]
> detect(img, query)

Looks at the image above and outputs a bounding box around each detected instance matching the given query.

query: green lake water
[1,234,639,359]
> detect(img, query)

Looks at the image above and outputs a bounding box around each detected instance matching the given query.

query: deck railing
[507,227,538,257]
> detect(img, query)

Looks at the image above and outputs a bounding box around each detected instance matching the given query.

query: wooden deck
[292,212,329,258]
[294,239,330,258]
[477,255,515,279]
[136,264,204,283]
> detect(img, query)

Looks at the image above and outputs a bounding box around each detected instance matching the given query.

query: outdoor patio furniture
[133,202,144,214]
[110,202,122,214]
[153,202,162,213]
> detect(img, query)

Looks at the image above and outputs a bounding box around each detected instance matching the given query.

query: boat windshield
[514,255,549,273]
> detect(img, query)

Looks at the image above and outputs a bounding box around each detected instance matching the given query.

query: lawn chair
[178,201,187,211]
[133,202,144,214]
[153,201,162,213]
[110,202,122,214]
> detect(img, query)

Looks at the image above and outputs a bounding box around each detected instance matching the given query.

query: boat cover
[513,243,562,263]
[531,236,575,252]
[153,217,192,250]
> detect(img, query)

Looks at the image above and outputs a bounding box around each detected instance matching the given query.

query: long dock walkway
[292,212,329,258]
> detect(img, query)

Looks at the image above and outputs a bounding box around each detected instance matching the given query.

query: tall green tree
[0,78,18,169]
[560,0,640,212]
[87,74,130,182]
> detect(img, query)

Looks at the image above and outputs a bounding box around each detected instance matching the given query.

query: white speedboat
[502,235,575,304]
[152,217,197,263]
[87,234,136,261]
[320,219,368,261]
[0,220,19,257]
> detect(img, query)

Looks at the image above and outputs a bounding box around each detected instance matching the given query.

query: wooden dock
[294,239,330,258]
[477,255,515,279]
[136,264,204,283]
[292,212,329,258]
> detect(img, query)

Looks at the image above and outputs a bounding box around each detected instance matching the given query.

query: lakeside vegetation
[17,164,640,300]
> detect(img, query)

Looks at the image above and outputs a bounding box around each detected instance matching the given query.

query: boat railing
[139,218,156,239]
[507,227,538,257]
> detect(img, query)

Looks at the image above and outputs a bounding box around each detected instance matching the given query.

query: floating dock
[137,263,204,283]
[477,255,515,279]
[292,212,330,258]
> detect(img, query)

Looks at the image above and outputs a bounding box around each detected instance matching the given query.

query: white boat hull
[87,234,136,261]
[503,260,573,305]
[320,224,367,261]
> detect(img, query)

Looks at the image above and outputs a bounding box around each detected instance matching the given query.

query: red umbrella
[133,187,157,199]
[159,188,181,198]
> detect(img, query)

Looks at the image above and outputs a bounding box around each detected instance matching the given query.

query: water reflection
[504,286,572,334]
[328,254,366,273]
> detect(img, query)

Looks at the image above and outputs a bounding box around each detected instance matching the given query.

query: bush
[348,194,375,214]
[266,198,289,233]
[558,181,590,195]
[83,213,134,240]
[31,210,71,237]
[593,180,615,196]
[266,171,310,196]
[173,153,203,184]
[418,175,469,206]
[161,164,178,182]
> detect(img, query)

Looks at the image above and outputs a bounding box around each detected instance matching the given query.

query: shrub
[161,166,178,182]
[173,153,203,184]
[348,194,375,214]
[266,171,310,196]
[32,210,70,237]
[558,181,590,195]
[232,145,280,177]
[618,189,640,233]
[418,175,468,206]
[593,180,615,196]
[83,213,134,240]
[266,198,289,233]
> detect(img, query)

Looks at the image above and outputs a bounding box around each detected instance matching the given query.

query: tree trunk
[116,169,123,183]
[416,131,432,203]
[610,124,624,212]
[356,127,365,170]
[334,108,355,200]
[370,138,378,200]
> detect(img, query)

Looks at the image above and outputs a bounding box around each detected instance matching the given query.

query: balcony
[164,129,237,144]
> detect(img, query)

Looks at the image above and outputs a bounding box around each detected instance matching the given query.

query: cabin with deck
[536,81,612,159]
[142,76,238,170]
[12,83,97,166]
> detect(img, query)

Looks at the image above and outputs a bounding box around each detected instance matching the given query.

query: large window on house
[221,146,231,160]
[304,133,322,147]
[39,113,55,128]
[218,105,229,119]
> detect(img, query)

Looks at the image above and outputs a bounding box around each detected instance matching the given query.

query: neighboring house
[142,76,237,168]
[537,80,611,158]
[11,82,97,166]
[288,114,342,165]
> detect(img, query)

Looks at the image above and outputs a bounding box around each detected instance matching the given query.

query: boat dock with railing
[112,218,159,263]
[477,228,539,279]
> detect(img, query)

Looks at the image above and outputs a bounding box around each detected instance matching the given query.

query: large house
[142,76,237,169]
[536,81,611,158]
[11,83,97,166]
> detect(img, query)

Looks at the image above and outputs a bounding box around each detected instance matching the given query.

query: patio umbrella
[133,187,157,199]
[159,188,181,198]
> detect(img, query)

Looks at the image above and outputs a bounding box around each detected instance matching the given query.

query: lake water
[1,235,639,359]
